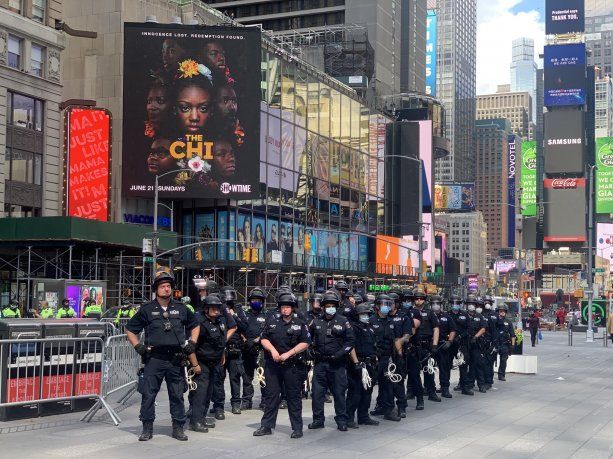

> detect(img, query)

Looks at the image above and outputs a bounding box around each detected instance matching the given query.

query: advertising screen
[122,23,261,199]
[596,138,613,214]
[597,223,613,273]
[434,183,475,211]
[545,0,585,35]
[508,135,517,247]
[544,110,585,175]
[426,10,437,96]
[65,107,111,221]
[544,43,586,107]
[520,141,537,216]
[65,283,105,317]
[495,259,517,274]
[543,178,586,243]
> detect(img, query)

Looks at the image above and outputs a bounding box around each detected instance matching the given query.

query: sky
[477,0,545,95]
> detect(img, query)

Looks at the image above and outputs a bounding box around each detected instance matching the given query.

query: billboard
[545,0,585,35]
[508,135,517,247]
[122,23,261,199]
[65,107,111,221]
[544,43,586,107]
[376,235,418,275]
[520,141,537,217]
[543,178,586,243]
[426,10,437,96]
[544,110,585,175]
[597,223,613,273]
[596,137,613,214]
[495,259,517,274]
[434,183,475,211]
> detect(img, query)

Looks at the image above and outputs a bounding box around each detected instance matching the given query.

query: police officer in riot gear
[430,295,456,398]
[253,292,311,438]
[241,287,268,410]
[386,289,409,417]
[482,296,500,389]
[308,290,355,431]
[496,304,515,381]
[126,271,200,442]
[369,294,402,422]
[346,301,379,428]
[334,280,353,317]
[456,295,487,395]
[193,276,220,311]
[307,293,324,323]
[401,288,415,314]
[190,294,227,433]
[212,286,247,416]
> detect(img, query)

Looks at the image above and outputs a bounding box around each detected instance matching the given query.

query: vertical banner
[520,140,537,216]
[508,135,517,246]
[65,107,111,221]
[596,137,613,214]
[426,10,437,96]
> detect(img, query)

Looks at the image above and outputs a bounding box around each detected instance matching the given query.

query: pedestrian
[1,300,21,318]
[189,294,227,433]
[125,271,200,442]
[241,287,268,410]
[308,290,355,432]
[56,299,76,318]
[496,304,515,381]
[528,312,540,347]
[431,295,456,398]
[253,291,311,438]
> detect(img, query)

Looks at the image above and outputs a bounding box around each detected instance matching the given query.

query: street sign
[143,256,154,263]
[595,268,605,273]
[142,238,152,254]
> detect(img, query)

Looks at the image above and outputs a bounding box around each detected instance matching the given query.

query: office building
[586,0,613,17]
[536,68,544,143]
[596,75,613,138]
[477,89,533,140]
[510,37,537,121]
[437,211,488,276]
[0,0,64,217]
[432,0,477,183]
[586,13,613,76]
[475,119,512,257]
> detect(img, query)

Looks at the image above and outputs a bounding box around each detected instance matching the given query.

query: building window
[8,35,22,69]
[31,44,44,77]
[5,148,43,185]
[32,0,46,22]
[8,0,22,14]
[7,91,44,131]
[3,204,41,218]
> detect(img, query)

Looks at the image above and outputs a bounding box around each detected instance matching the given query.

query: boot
[416,395,424,410]
[498,375,506,381]
[231,405,241,415]
[398,407,406,418]
[462,388,474,396]
[383,411,401,422]
[241,401,252,410]
[453,385,462,392]
[441,388,452,398]
[370,405,385,416]
[138,421,153,441]
[253,426,272,436]
[172,423,188,441]
[358,417,379,426]
[189,422,208,433]
[428,393,442,402]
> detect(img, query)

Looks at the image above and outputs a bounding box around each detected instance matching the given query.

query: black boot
[172,423,188,441]
[428,392,442,402]
[498,375,506,381]
[462,388,474,396]
[383,411,401,422]
[138,421,153,441]
[416,395,424,410]
[253,426,272,436]
[441,388,452,398]
[189,422,208,433]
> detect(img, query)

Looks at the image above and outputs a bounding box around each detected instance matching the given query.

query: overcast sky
[476,0,545,95]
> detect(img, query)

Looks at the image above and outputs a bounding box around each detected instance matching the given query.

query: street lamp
[587,164,597,343]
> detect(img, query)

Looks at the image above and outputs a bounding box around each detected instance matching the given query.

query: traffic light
[305,235,312,252]
[243,247,258,263]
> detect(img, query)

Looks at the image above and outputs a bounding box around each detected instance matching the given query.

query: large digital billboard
[545,0,585,35]
[122,23,261,199]
[543,178,586,243]
[544,110,585,175]
[520,140,537,217]
[426,10,437,96]
[596,137,613,214]
[508,135,517,247]
[544,43,586,107]
[597,223,613,273]
[65,107,111,221]
[434,183,475,211]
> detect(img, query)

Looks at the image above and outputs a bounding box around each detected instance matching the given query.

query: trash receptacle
[40,322,76,416]
[73,321,106,411]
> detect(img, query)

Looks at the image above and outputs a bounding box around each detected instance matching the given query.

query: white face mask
[485,304,492,310]
[467,305,476,312]
[431,304,441,312]
[359,314,370,323]
[476,307,483,314]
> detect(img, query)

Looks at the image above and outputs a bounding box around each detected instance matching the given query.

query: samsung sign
[123,213,171,228]
[544,110,585,175]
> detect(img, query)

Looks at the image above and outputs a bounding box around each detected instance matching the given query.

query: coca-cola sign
[544,178,585,189]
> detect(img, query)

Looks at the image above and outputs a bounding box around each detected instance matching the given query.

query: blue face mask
[359,314,370,323]
[325,307,337,316]
[452,305,460,311]
[380,305,391,315]
[402,302,412,310]
[250,300,263,311]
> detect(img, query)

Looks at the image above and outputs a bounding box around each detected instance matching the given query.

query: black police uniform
[190,312,228,426]
[483,308,501,386]
[126,299,197,426]
[449,308,466,388]
[259,314,311,432]
[407,307,440,398]
[388,309,409,413]
[434,311,456,392]
[370,314,400,416]
[339,297,354,319]
[241,308,268,407]
[497,316,515,379]
[463,312,487,390]
[346,318,377,424]
[212,304,247,413]
[309,313,355,427]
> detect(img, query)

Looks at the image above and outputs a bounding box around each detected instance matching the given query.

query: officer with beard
[308,291,355,431]
[482,296,499,389]
[430,295,456,398]
[496,304,515,381]
[241,288,268,410]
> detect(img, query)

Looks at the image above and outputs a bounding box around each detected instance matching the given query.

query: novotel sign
[123,213,171,228]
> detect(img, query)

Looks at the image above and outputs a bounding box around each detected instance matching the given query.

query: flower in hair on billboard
[178,59,199,79]
[188,156,207,173]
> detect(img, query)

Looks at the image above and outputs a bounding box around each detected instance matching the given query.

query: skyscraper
[510,38,537,121]
[433,0,477,183]
[586,0,613,17]
[477,89,533,140]
[586,13,613,76]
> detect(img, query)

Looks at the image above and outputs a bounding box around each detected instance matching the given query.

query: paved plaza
[2,330,613,458]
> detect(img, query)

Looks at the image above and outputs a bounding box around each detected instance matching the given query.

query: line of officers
[125,273,517,442]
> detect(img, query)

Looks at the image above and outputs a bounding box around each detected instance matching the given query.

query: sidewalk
[1,330,612,458]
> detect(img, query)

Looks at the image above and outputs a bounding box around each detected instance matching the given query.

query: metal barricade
[0,337,120,423]
[100,318,130,336]
[81,334,139,426]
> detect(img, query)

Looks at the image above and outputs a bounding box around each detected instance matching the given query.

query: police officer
[241,287,268,410]
[1,300,21,318]
[369,294,401,422]
[481,296,500,389]
[430,295,456,398]
[181,296,195,313]
[116,299,137,325]
[308,290,355,431]
[496,304,515,381]
[386,289,409,417]
[82,298,102,319]
[406,290,440,409]
[40,300,54,319]
[193,276,220,312]
[56,299,76,319]
[212,286,247,416]
[253,291,311,438]
[125,271,200,442]
[307,293,324,323]
[460,295,487,394]
[334,280,353,317]
[346,301,379,428]
[401,288,415,314]
[189,294,227,433]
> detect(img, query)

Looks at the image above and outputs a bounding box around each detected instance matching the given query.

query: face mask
[485,304,491,310]
[402,302,412,310]
[359,314,370,323]
[200,295,206,301]
[467,305,476,312]
[325,307,336,316]
[432,304,441,312]
[476,307,483,314]
[380,305,391,316]
[250,300,263,311]
[452,304,460,311]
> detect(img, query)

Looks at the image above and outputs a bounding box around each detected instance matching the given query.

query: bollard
[568,324,573,346]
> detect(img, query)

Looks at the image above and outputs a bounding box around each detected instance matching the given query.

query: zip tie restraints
[186,367,197,392]
[422,357,439,375]
[254,366,266,388]
[385,361,402,383]
[453,350,465,369]
[361,366,372,390]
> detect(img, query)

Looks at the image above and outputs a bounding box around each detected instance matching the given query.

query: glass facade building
[510,37,537,122]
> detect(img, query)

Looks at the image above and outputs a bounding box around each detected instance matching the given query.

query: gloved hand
[134,343,148,356]
[183,340,196,354]
[430,343,438,354]
[354,361,366,372]
[441,341,452,350]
